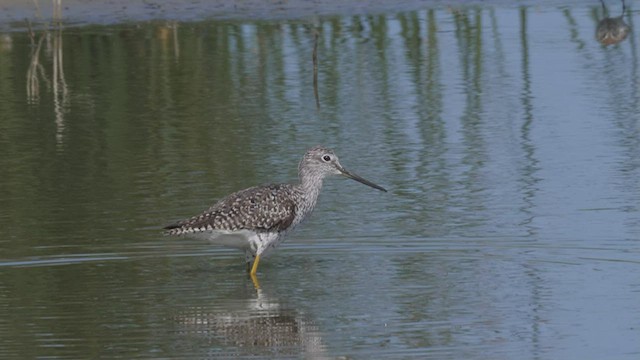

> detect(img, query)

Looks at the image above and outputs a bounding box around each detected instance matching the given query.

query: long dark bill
[339,167,387,192]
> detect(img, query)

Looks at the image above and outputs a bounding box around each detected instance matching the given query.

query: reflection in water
[313,28,320,111]
[26,0,68,148]
[174,286,327,358]
[518,9,543,354]
[596,0,630,45]
[518,9,541,235]
[0,33,12,52]
[1,3,640,359]
[156,21,180,59]
[52,25,68,147]
[26,29,47,103]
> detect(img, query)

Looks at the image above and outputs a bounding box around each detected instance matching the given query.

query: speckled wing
[164,184,297,235]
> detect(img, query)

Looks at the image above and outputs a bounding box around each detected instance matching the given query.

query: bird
[164,145,387,278]
[596,0,630,46]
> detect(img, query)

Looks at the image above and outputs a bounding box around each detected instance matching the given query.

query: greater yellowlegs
[164,146,387,277]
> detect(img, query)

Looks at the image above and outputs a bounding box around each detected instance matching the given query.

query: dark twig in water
[312,29,320,111]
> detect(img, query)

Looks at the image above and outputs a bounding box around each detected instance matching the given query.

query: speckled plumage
[164,184,299,235]
[164,146,387,275]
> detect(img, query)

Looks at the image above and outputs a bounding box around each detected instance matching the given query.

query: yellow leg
[249,255,261,289]
[250,254,261,276]
[250,272,261,289]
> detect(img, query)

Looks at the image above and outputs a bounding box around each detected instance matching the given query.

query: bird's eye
[322,155,331,162]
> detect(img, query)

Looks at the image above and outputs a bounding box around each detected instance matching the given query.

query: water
[1,1,640,358]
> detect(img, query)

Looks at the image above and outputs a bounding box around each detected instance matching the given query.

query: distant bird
[596,0,630,45]
[164,146,387,277]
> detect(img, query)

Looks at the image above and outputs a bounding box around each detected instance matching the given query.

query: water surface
[1,1,639,358]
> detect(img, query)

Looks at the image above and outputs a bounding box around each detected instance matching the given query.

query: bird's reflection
[173,283,328,358]
[596,0,630,45]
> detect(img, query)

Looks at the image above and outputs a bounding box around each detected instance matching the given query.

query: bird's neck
[298,170,324,208]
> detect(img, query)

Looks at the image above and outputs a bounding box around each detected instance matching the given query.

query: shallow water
[1,1,640,359]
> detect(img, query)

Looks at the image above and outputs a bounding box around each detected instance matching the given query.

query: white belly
[188,229,284,256]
